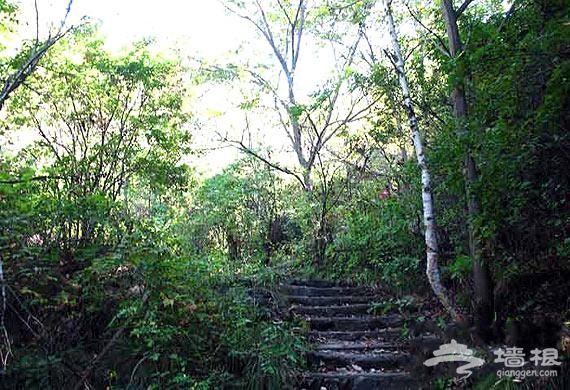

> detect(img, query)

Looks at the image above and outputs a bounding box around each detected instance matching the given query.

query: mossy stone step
[307,315,404,331]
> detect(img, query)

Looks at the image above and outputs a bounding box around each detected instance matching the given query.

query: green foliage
[0,22,305,388]
[4,25,191,248]
[402,0,570,329]
[447,254,472,281]
[194,62,240,84]
[449,0,569,276]
[2,189,305,387]
[116,213,305,388]
[184,157,285,260]
[473,374,517,390]
[0,0,16,36]
[369,295,416,315]
[1,0,569,387]
[327,166,424,290]
[432,376,454,390]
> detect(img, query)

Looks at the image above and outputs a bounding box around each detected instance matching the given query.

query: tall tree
[218,0,378,266]
[9,26,191,246]
[382,0,459,320]
[222,0,374,190]
[441,0,493,337]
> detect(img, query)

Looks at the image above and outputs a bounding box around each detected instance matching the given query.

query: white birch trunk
[382,0,459,321]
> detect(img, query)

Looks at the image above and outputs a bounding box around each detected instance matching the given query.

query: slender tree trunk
[383,0,459,321]
[0,256,10,372]
[442,0,493,338]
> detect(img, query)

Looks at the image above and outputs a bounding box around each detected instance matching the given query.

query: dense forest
[0,0,568,388]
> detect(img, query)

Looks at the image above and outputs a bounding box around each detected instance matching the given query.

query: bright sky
[50,0,340,174]
[10,0,370,175]
[20,1,252,56]
[11,0,261,173]
[6,1,517,177]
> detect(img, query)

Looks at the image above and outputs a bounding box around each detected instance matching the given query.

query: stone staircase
[281,279,439,390]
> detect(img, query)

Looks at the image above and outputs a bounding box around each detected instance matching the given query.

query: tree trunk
[442,0,493,338]
[314,202,329,268]
[227,234,240,261]
[383,0,460,321]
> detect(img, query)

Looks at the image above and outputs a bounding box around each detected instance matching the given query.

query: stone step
[307,315,404,331]
[286,295,372,306]
[307,350,411,370]
[317,335,443,351]
[288,278,356,288]
[282,285,370,297]
[406,334,444,355]
[309,328,404,342]
[301,371,416,390]
[316,340,403,351]
[291,303,372,316]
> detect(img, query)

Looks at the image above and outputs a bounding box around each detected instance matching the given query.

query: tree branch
[0,175,64,185]
[0,0,76,110]
[456,0,476,18]
[405,3,450,57]
[498,0,517,32]
[225,137,306,188]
